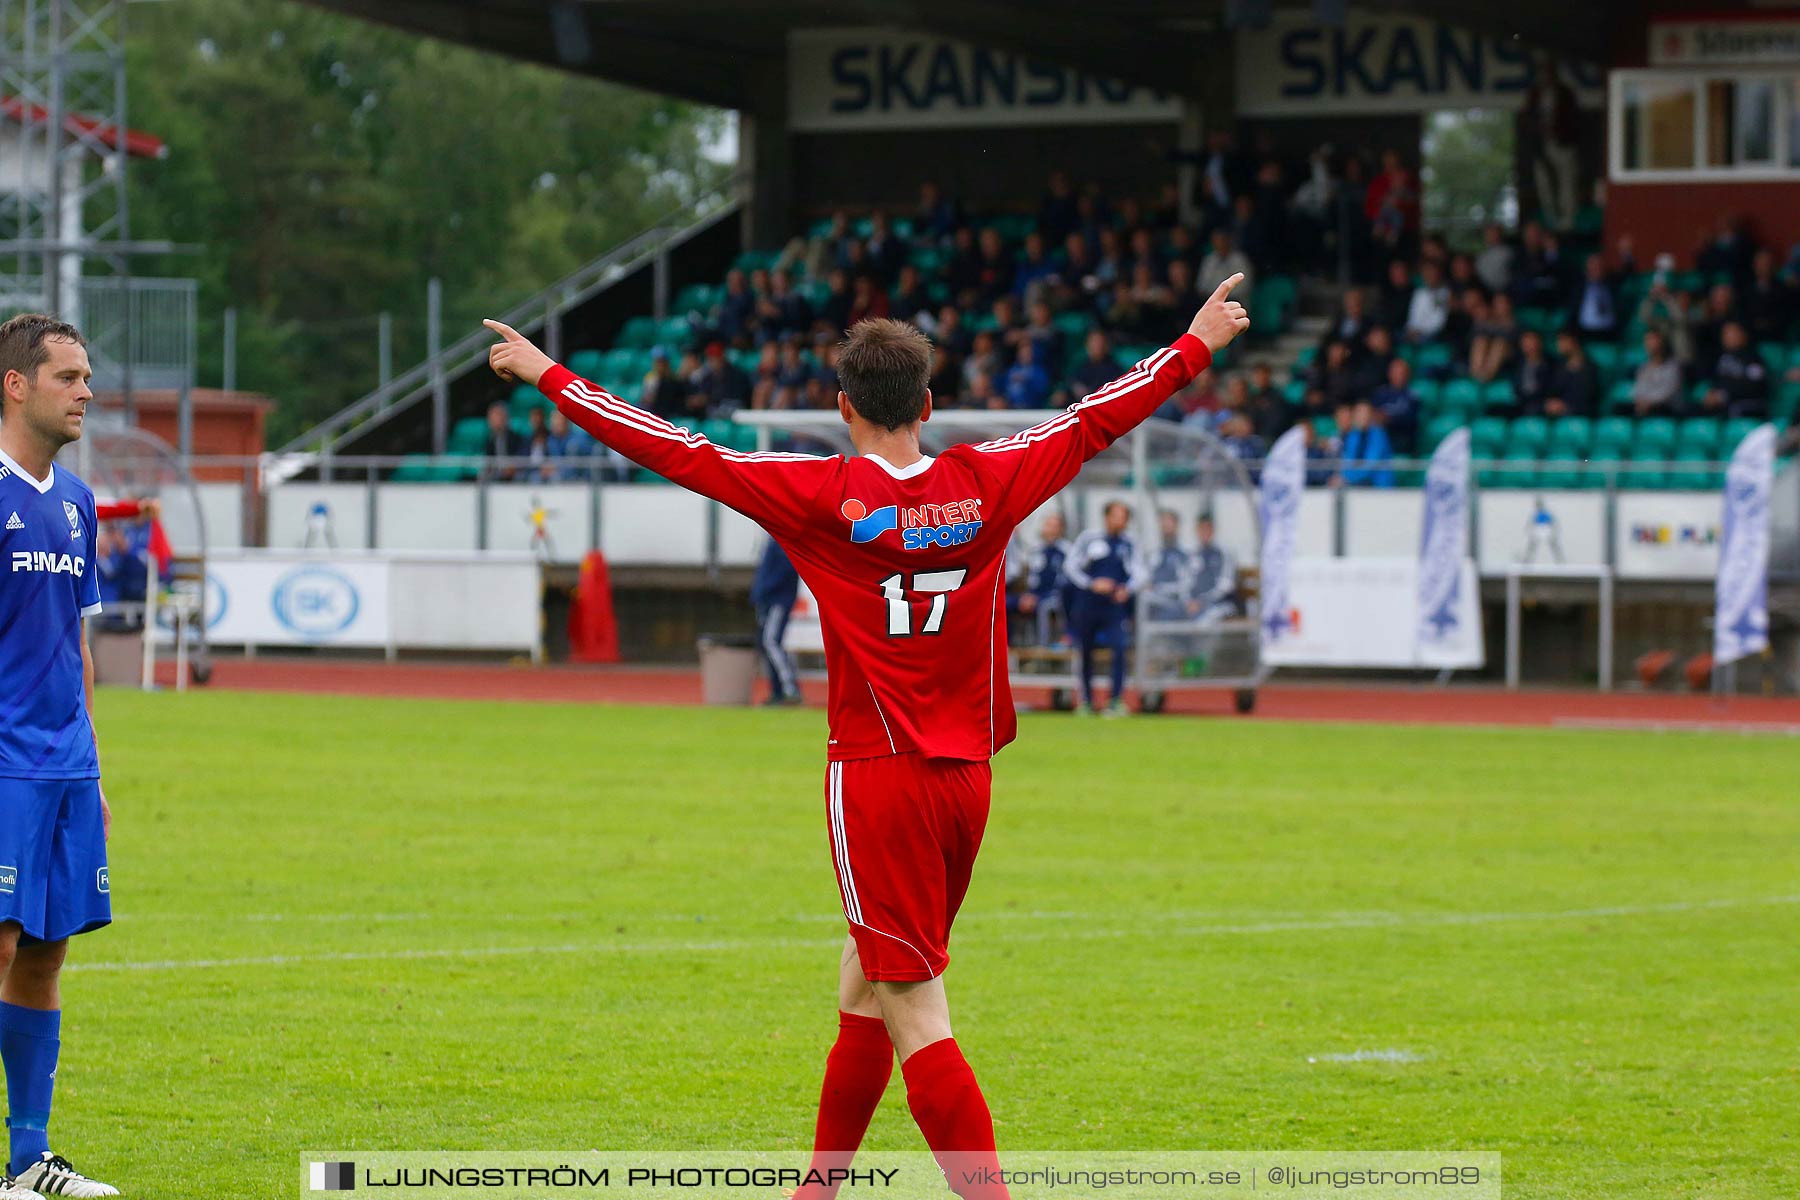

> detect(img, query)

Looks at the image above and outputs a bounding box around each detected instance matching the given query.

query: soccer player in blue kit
[0,315,119,1199]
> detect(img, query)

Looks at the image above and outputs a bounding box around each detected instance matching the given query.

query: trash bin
[698,633,761,706]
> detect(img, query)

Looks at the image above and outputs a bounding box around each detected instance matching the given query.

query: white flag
[1417,429,1471,657]
[1714,424,1776,666]
[1258,426,1307,650]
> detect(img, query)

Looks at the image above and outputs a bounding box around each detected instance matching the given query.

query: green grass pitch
[46,688,1798,1197]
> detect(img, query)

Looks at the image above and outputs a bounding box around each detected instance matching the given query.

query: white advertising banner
[788,28,1181,131]
[1417,430,1482,669]
[1261,557,1484,670]
[1476,490,1607,575]
[1236,14,1603,117]
[1613,491,1723,580]
[1650,18,1800,66]
[204,557,392,648]
[1714,425,1776,666]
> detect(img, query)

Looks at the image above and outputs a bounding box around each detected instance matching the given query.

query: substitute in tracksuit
[1187,512,1239,626]
[750,537,801,705]
[1145,509,1194,621]
[1065,500,1145,715]
[1013,510,1073,646]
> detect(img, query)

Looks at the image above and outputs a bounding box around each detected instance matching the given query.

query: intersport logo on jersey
[842,497,983,549]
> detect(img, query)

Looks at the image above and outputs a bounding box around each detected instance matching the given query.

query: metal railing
[277,175,746,462]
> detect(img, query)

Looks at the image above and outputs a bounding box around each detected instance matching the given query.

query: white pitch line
[66,894,1800,974]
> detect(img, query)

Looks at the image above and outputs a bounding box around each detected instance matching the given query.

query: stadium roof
[296,0,1624,112]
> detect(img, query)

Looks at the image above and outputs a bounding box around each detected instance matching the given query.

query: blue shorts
[0,777,111,943]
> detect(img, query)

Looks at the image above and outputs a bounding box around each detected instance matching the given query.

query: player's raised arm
[972,274,1249,523]
[485,320,835,534]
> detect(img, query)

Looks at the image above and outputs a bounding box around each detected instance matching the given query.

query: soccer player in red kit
[485,275,1247,1198]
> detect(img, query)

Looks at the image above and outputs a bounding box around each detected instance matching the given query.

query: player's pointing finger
[1211,272,1245,301]
[483,319,524,342]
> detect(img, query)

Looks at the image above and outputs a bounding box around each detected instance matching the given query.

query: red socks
[901,1037,1010,1200]
[796,1012,894,1200]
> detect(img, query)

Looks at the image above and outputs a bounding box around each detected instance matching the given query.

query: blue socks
[1,1001,59,1177]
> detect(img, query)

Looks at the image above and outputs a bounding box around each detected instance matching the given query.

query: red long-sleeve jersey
[540,333,1211,762]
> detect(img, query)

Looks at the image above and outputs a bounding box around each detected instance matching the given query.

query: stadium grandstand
[227,0,1799,689]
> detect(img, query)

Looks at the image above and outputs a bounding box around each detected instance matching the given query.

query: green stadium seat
[1415,343,1454,374]
[601,348,639,380]
[1482,379,1517,411]
[1312,415,1338,439]
[1606,379,1637,410]
[448,418,489,456]
[672,283,717,315]
[1550,416,1593,453]
[1536,448,1586,490]
[1282,379,1308,406]
[1518,307,1561,336]
[1470,415,1507,457]
[391,453,436,483]
[909,246,944,274]
[616,316,659,349]
[1480,449,1537,490]
[1586,342,1620,382]
[1723,418,1761,454]
[1423,414,1464,452]
[1583,444,1625,489]
[1676,417,1721,457]
[1411,378,1442,409]
[1633,417,1678,458]
[1593,416,1635,452]
[659,315,696,346]
[1507,416,1551,456]
[1775,381,1800,425]
[1052,310,1096,338]
[566,349,605,379]
[1620,458,1669,490]
[730,250,778,274]
[1758,342,1787,376]
[1441,378,1482,414]
[1668,448,1721,491]
[1292,344,1317,373]
[987,214,1036,242]
[699,418,734,446]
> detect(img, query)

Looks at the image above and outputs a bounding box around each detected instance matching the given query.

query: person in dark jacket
[750,538,801,705]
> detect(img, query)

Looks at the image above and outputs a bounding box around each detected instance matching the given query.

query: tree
[124,0,727,441]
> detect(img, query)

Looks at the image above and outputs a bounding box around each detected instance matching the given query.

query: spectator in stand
[1513,329,1556,416]
[1370,356,1420,454]
[1056,234,1100,311]
[914,180,961,243]
[1570,253,1621,340]
[1021,300,1064,377]
[1093,227,1127,291]
[1322,288,1373,352]
[1157,367,1220,424]
[1195,128,1252,233]
[524,406,551,478]
[1310,339,1359,410]
[1070,329,1121,396]
[1696,217,1754,283]
[797,211,849,281]
[1002,340,1051,408]
[1200,229,1254,304]
[962,330,1001,392]
[1511,220,1567,310]
[1475,223,1515,294]
[1352,325,1398,397]
[772,338,813,410]
[846,274,890,327]
[1447,252,1480,295]
[1521,59,1581,232]
[1013,232,1058,305]
[1337,154,1375,282]
[864,211,906,284]
[639,347,684,418]
[1365,149,1419,257]
[927,345,961,409]
[966,370,1000,409]
[715,269,756,343]
[748,342,783,410]
[1468,290,1518,383]
[482,400,520,480]
[1038,170,1080,244]
[94,522,150,629]
[972,226,1015,305]
[1378,258,1414,331]
[890,264,933,325]
[1742,248,1794,344]
[807,340,839,409]
[990,295,1024,349]
[1703,321,1769,419]
[1245,361,1293,443]
[1127,261,1174,331]
[1218,413,1267,471]
[541,408,586,480]
[1404,258,1452,344]
[1230,192,1274,272]
[1338,400,1395,487]
[690,342,750,415]
[1126,227,1161,281]
[1637,269,1697,362]
[1546,330,1601,418]
[1167,224,1201,275]
[945,225,983,303]
[1103,279,1147,340]
[1303,417,1337,486]
[759,270,812,341]
[1631,329,1684,416]
[933,305,971,359]
[1166,259,1204,321]
[1692,282,1737,373]
[820,267,854,333]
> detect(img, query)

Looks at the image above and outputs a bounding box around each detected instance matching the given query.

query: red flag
[146,517,174,580]
[567,550,620,663]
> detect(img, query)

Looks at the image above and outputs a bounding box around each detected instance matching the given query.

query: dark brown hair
[0,313,85,388]
[836,318,932,431]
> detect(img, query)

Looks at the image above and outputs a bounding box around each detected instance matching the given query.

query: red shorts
[825,752,993,982]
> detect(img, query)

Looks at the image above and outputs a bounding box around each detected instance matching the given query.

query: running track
[153,658,1800,733]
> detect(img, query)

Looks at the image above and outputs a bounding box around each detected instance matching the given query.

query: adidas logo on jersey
[4,511,20,530]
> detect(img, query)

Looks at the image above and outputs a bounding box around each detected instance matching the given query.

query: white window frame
[1610,66,1800,183]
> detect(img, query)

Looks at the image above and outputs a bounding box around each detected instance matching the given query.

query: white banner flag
[1416,428,1482,666]
[1713,424,1776,665]
[1258,427,1308,651]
